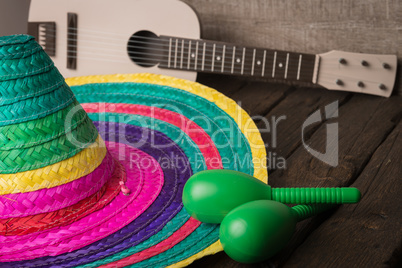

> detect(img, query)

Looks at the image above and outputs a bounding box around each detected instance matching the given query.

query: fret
[211,44,216,72]
[299,53,316,82]
[262,50,267,76]
[241,48,246,75]
[251,49,256,76]
[180,39,184,69]
[168,38,172,68]
[159,35,316,84]
[222,44,235,74]
[201,42,206,71]
[284,53,289,79]
[231,46,236,74]
[195,41,199,70]
[243,47,255,76]
[174,39,178,68]
[272,51,288,79]
[212,43,224,73]
[252,49,264,77]
[272,51,277,77]
[221,45,226,72]
[297,55,302,80]
[187,40,191,70]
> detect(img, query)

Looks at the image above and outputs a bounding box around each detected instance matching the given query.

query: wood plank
[197,73,293,117]
[196,73,248,96]
[268,94,402,188]
[284,122,402,267]
[188,74,402,267]
[182,0,402,95]
[262,95,402,266]
[256,87,350,172]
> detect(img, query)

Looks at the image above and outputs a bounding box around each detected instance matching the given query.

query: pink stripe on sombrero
[0,151,113,219]
[81,103,222,267]
[101,218,200,268]
[81,103,223,170]
[0,142,164,261]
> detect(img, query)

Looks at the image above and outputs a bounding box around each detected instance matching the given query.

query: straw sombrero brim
[1,73,267,267]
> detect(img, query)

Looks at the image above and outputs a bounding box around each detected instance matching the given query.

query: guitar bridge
[67,13,78,70]
[27,22,56,56]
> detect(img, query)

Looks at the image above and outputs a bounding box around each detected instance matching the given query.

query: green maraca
[220,200,334,263]
[182,169,360,223]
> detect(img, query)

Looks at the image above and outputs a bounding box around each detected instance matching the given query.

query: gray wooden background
[182,0,402,95]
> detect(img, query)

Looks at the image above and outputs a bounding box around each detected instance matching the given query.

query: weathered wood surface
[188,73,402,267]
[182,0,402,95]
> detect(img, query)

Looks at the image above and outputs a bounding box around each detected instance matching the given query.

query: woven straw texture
[0,35,41,60]
[2,87,242,266]
[0,113,98,174]
[11,73,266,267]
[0,82,74,127]
[0,136,106,195]
[0,68,65,106]
[0,33,267,267]
[0,100,87,150]
[4,121,193,267]
[68,77,264,267]
[66,73,267,183]
[0,142,163,261]
[0,42,53,82]
[0,157,124,236]
[0,151,114,219]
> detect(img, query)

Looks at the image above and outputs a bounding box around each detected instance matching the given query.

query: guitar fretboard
[158,36,316,83]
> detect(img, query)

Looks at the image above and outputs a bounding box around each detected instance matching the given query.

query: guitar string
[48,53,371,85]
[37,26,392,70]
[36,26,318,62]
[47,51,315,79]
[37,42,380,81]
[61,53,373,85]
[40,42,318,71]
[39,37,317,70]
[41,47,321,78]
[35,27,384,78]
[44,43,317,67]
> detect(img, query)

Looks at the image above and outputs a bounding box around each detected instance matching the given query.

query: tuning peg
[220,200,334,263]
[182,169,360,223]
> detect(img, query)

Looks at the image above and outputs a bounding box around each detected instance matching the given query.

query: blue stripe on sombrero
[71,82,253,175]
[71,106,251,268]
[8,79,256,267]
[2,120,194,268]
[77,112,252,266]
[72,112,231,267]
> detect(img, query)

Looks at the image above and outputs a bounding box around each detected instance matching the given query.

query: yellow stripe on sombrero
[166,241,223,268]
[66,73,268,264]
[0,135,106,195]
[66,73,267,183]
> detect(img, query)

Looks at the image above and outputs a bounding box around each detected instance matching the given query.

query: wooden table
[188,73,402,267]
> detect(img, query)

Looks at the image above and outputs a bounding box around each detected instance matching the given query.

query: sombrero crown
[0,34,267,267]
[0,35,111,224]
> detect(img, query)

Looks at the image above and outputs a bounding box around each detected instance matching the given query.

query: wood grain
[284,122,402,267]
[183,0,402,95]
[190,73,402,267]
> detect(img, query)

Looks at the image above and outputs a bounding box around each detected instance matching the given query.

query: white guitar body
[29,0,397,97]
[29,0,200,80]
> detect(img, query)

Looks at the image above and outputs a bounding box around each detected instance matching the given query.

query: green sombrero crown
[0,35,109,226]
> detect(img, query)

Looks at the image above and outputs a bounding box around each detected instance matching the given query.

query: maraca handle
[291,204,336,222]
[271,187,361,204]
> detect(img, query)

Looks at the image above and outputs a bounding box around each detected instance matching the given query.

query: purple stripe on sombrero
[3,121,192,268]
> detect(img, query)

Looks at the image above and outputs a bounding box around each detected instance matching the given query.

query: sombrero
[0,35,267,267]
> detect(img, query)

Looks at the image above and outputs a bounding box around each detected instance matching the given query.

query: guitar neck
[158,36,317,84]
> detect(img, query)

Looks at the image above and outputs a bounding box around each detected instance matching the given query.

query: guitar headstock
[316,50,397,97]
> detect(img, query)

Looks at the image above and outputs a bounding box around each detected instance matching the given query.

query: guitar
[28,0,397,97]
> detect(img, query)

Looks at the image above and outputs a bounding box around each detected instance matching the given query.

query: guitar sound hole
[127,31,163,68]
